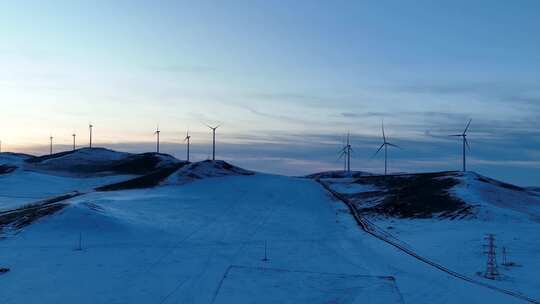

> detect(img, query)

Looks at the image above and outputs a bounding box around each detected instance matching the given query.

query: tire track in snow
[317,179,540,304]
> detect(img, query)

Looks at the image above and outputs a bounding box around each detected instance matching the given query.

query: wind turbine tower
[72,133,76,151]
[184,131,191,162]
[450,119,471,172]
[205,124,220,161]
[154,125,161,153]
[338,133,353,174]
[374,121,399,175]
[49,136,54,155]
[89,123,93,148]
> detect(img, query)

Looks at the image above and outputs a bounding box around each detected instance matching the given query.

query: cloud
[390,81,540,108]
[245,107,315,125]
[340,112,390,118]
[145,64,217,74]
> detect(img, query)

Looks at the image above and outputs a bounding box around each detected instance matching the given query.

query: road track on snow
[317,179,540,304]
[0,192,83,231]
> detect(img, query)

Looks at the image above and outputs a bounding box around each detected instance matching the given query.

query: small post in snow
[262,240,269,262]
[501,246,515,267]
[75,232,83,251]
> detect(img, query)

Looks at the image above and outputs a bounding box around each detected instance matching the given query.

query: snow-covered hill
[320,171,540,220]
[321,171,540,301]
[24,148,180,175]
[0,148,183,211]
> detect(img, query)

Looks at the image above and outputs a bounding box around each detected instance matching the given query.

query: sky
[0,0,539,186]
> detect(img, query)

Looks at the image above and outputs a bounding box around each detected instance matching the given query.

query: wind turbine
[374,121,399,175]
[205,123,221,161]
[449,119,471,172]
[89,123,93,148]
[184,130,191,162]
[49,136,54,155]
[72,133,76,150]
[338,132,353,174]
[154,125,161,153]
[0,140,2,153]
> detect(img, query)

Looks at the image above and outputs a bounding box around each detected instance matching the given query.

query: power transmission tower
[483,233,499,279]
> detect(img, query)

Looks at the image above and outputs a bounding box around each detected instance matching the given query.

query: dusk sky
[1,1,539,185]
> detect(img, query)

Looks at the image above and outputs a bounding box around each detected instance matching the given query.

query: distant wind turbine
[374,121,399,175]
[205,123,221,161]
[154,125,161,153]
[72,133,76,151]
[338,132,353,174]
[89,123,93,148]
[0,140,2,153]
[184,130,191,162]
[449,119,472,172]
[49,136,54,155]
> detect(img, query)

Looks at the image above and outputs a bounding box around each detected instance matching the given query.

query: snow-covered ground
[0,170,134,211]
[0,173,531,303]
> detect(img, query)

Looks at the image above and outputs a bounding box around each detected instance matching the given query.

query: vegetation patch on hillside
[345,172,473,219]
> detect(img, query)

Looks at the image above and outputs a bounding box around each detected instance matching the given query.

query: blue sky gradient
[1,1,539,185]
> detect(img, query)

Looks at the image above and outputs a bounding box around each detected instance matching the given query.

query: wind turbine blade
[382,121,386,142]
[463,119,472,134]
[372,143,385,158]
[386,143,401,149]
[448,134,462,137]
[465,137,471,151]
